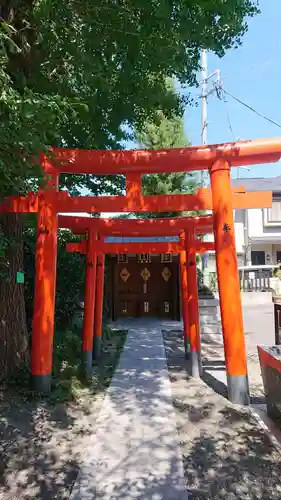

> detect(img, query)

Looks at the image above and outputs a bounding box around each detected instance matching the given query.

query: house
[203,176,281,285]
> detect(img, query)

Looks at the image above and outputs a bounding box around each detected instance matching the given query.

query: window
[251,251,265,266]
[268,202,281,222]
[144,302,149,313]
[264,200,281,226]
[161,253,172,263]
[138,253,151,264]
[118,254,128,264]
[164,302,170,313]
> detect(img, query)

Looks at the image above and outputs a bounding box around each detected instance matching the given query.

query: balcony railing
[209,265,278,293]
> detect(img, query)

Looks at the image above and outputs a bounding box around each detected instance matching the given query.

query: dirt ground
[0,330,126,500]
[162,330,281,500]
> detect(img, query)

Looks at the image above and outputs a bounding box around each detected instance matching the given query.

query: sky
[66,0,281,217]
[184,0,281,179]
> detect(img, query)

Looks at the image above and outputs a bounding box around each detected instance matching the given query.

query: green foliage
[273,264,281,280]
[24,228,85,330]
[1,326,127,404]
[136,106,189,150]
[134,108,197,217]
[49,326,127,403]
[0,0,259,198]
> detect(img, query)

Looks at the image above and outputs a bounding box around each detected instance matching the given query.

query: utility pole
[200,50,220,276]
[200,49,221,186]
[201,50,207,187]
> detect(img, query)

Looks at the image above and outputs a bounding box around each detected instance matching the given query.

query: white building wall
[248,208,281,241]
[203,207,281,284]
[248,209,264,238]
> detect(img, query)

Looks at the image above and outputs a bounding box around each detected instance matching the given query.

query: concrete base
[82,350,93,379]
[31,373,52,394]
[188,350,202,378]
[93,336,102,361]
[227,374,250,405]
[184,338,190,359]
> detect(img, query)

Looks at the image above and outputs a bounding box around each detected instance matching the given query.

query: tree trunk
[0,213,28,376]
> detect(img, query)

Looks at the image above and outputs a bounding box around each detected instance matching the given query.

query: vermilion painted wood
[31,172,59,380]
[54,190,272,213]
[82,231,97,354]
[185,230,201,359]
[44,138,281,174]
[59,214,214,232]
[94,254,105,341]
[0,186,244,215]
[179,239,189,355]
[0,189,272,214]
[210,159,248,379]
[66,240,215,255]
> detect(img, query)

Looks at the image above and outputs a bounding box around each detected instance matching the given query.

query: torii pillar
[93,253,105,360]
[179,237,190,358]
[210,159,250,405]
[82,231,97,378]
[185,229,201,377]
[31,162,58,393]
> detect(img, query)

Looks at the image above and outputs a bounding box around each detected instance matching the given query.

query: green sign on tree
[16,272,25,284]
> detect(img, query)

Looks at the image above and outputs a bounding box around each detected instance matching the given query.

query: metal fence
[239,268,272,292]
[209,265,277,293]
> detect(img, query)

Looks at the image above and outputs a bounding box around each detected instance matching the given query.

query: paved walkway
[70,321,188,500]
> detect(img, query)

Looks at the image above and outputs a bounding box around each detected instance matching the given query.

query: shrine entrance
[2,136,281,404]
[112,254,180,320]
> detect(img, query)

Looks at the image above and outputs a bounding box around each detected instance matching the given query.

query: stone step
[200,311,220,317]
[200,324,222,334]
[200,315,221,323]
[200,333,224,345]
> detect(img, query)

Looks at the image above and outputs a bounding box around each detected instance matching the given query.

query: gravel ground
[0,330,126,500]
[162,329,281,500]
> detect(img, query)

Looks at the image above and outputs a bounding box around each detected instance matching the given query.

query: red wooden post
[93,253,105,360]
[82,230,97,378]
[210,158,249,405]
[179,241,190,358]
[185,229,201,377]
[31,166,59,393]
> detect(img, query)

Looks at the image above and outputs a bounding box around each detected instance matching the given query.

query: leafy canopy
[0,0,259,199]
[134,108,197,218]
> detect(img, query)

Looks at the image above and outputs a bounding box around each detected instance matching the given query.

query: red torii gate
[60,213,215,377]
[66,229,215,375]
[1,136,281,404]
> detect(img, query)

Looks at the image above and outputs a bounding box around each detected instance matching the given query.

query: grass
[0,325,127,405]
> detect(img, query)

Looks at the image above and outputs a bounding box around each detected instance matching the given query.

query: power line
[221,92,238,142]
[218,85,281,130]
[214,83,252,179]
[215,83,238,141]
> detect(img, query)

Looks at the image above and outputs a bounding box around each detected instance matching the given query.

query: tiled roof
[231,175,281,193]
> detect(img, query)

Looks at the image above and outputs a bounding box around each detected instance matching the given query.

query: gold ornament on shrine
[120,268,130,282]
[140,267,151,281]
[162,266,171,282]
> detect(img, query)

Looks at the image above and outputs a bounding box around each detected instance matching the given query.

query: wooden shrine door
[113,255,179,320]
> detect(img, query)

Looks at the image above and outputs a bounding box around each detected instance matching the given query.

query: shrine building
[105,236,181,321]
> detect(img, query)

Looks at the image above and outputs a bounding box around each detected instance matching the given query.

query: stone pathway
[70,322,188,499]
